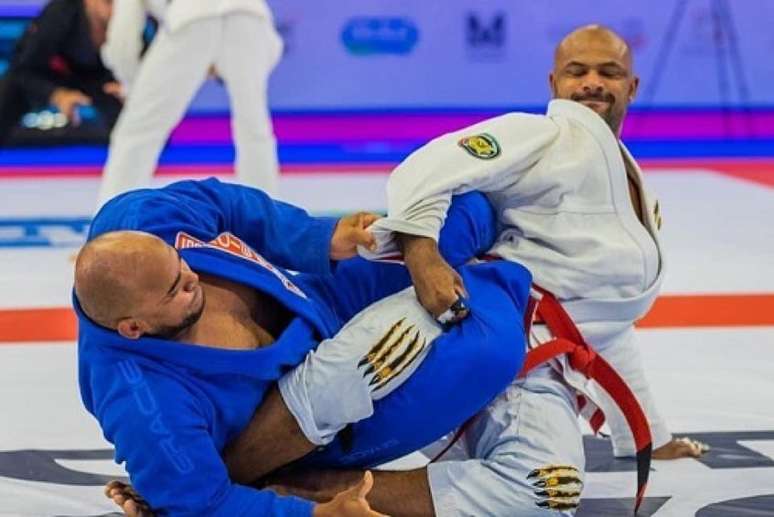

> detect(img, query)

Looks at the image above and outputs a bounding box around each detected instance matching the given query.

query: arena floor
[1,157,773,516]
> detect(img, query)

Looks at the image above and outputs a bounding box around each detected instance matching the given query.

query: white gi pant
[427,365,584,517]
[423,320,584,517]
[425,319,666,516]
[97,12,282,208]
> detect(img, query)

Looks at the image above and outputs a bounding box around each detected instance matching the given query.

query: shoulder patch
[458,132,501,160]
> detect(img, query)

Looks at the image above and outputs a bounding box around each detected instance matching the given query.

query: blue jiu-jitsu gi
[76,178,531,516]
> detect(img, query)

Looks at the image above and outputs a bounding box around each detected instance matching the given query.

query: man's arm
[92,362,315,516]
[373,114,558,316]
[223,385,316,484]
[266,467,435,517]
[90,178,369,275]
[9,0,78,107]
[107,472,386,517]
[302,190,499,329]
[378,113,558,243]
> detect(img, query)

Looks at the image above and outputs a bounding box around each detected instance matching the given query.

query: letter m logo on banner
[466,12,506,48]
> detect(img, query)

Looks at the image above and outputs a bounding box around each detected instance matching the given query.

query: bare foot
[653,437,710,459]
[104,480,154,517]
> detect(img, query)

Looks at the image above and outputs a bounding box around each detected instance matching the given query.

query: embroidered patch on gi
[358,318,428,396]
[528,464,583,511]
[458,133,501,160]
[174,231,307,299]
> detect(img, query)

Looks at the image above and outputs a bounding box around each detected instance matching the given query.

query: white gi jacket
[369,99,671,455]
[102,0,274,91]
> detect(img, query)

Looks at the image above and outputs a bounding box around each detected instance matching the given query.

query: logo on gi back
[341,17,418,55]
[458,133,501,160]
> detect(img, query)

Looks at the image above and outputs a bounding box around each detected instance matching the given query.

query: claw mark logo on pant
[358,318,429,398]
[458,132,501,160]
[174,231,307,299]
[528,464,582,511]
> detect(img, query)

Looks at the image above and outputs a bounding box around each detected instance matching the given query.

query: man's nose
[183,270,199,291]
[581,72,604,92]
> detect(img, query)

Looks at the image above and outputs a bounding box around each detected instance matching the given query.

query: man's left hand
[330,212,380,260]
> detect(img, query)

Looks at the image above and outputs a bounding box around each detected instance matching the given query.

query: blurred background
[1,0,772,171]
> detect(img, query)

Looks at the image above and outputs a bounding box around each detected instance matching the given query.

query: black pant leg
[0,73,31,147]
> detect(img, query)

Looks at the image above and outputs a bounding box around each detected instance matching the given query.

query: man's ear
[549,72,558,97]
[116,318,147,340]
[629,75,640,102]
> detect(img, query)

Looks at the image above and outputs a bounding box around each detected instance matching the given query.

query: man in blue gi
[75,178,532,515]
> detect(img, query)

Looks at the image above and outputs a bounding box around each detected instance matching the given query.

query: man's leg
[215,13,282,194]
[581,325,672,457]
[291,261,530,469]
[426,366,585,516]
[96,19,216,208]
[263,367,585,517]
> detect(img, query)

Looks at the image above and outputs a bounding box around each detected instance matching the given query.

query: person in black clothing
[0,0,123,146]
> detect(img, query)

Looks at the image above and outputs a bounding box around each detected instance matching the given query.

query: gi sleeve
[437,191,498,267]
[93,359,314,516]
[373,113,559,243]
[101,0,147,92]
[90,178,337,275]
[9,0,76,106]
[305,191,498,326]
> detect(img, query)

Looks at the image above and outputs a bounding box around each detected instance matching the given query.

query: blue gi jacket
[76,178,499,516]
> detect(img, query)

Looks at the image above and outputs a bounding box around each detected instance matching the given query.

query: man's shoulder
[452,110,553,139]
[89,179,224,240]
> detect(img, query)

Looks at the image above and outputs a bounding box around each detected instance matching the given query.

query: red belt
[521,284,652,513]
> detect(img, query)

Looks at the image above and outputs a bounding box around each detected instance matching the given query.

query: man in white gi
[246,23,708,517]
[96,0,282,207]
[351,23,702,514]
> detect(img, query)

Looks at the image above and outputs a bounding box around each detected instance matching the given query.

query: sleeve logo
[458,132,501,160]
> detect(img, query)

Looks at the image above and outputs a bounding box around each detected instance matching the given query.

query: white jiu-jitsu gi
[366,98,669,516]
[97,0,282,207]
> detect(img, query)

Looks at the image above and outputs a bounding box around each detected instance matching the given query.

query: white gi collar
[546,98,619,141]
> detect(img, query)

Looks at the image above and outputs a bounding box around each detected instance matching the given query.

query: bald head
[554,25,632,72]
[74,231,170,328]
[549,25,639,135]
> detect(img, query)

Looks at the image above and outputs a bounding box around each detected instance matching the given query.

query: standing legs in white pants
[216,14,282,196]
[97,13,282,209]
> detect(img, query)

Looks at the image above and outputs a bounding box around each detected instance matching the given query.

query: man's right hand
[50,87,92,126]
[399,234,468,322]
[313,471,388,517]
